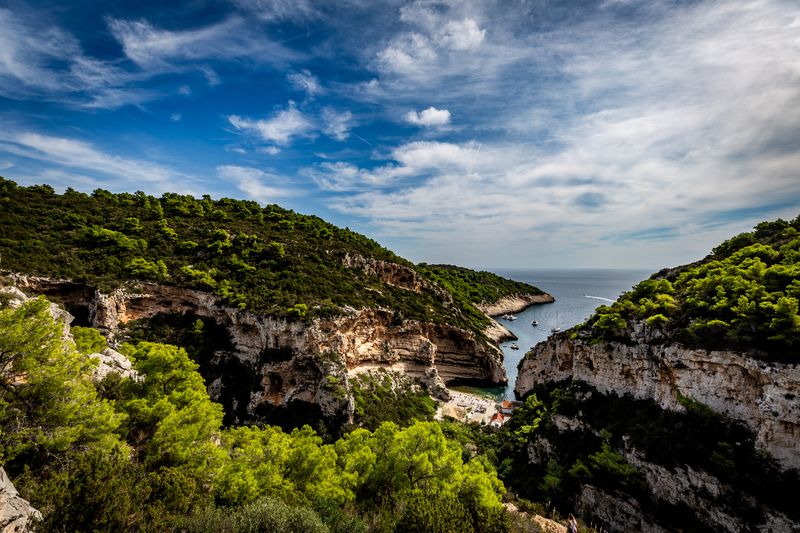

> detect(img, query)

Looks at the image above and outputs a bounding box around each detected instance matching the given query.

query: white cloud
[216,165,295,202]
[229,0,318,22]
[288,70,321,96]
[199,65,221,86]
[314,0,800,268]
[258,146,281,155]
[375,5,487,79]
[0,131,196,194]
[305,141,483,192]
[321,108,353,141]
[437,19,485,50]
[107,16,301,69]
[0,9,153,108]
[228,102,314,145]
[170,113,182,122]
[377,33,438,78]
[178,84,191,95]
[405,106,451,127]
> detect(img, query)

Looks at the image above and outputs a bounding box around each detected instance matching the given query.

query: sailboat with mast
[550,312,561,333]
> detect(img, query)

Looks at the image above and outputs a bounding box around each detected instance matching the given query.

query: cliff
[474,293,555,317]
[0,468,41,533]
[6,274,506,425]
[515,324,800,470]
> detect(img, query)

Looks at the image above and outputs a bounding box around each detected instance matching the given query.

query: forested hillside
[0,293,509,532]
[419,264,546,305]
[582,217,800,361]
[0,178,543,336]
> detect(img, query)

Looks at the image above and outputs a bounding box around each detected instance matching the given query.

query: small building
[500,400,515,415]
[490,412,505,428]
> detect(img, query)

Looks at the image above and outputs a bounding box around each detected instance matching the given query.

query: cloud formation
[405,107,451,127]
[0,131,195,194]
[228,103,314,145]
[217,164,296,202]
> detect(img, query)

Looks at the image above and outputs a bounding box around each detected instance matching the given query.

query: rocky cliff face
[6,274,506,424]
[0,468,41,533]
[515,324,800,470]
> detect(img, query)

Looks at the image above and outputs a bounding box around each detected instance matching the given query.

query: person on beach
[567,514,578,533]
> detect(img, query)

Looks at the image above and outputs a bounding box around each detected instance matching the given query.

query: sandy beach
[434,390,501,425]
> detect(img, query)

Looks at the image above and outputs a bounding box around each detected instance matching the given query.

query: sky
[0,0,798,270]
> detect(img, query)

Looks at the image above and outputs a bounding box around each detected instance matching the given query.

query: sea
[454,268,652,400]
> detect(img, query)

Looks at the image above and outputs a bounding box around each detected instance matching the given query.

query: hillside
[0,288,510,532]
[580,217,800,362]
[0,178,553,430]
[513,217,800,531]
[0,178,543,335]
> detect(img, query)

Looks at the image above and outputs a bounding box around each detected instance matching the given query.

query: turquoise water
[487,268,651,399]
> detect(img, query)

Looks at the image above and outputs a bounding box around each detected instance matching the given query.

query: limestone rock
[474,293,555,317]
[0,468,41,532]
[420,366,452,401]
[515,326,800,470]
[4,276,507,424]
[90,348,138,381]
[575,485,668,533]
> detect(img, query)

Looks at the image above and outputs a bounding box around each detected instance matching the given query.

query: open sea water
[455,268,651,400]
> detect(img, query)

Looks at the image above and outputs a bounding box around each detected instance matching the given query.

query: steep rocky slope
[0,178,551,426]
[3,272,508,426]
[513,217,800,531]
[516,326,800,470]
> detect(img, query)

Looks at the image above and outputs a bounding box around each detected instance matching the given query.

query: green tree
[0,298,124,467]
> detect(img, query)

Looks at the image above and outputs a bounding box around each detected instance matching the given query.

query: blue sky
[1,0,798,269]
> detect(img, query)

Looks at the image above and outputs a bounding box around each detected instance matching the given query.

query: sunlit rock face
[516,325,800,470]
[6,275,506,425]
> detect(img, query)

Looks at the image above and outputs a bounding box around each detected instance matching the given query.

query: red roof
[501,400,514,409]
[491,412,504,421]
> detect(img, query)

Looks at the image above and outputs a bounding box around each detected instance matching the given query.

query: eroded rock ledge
[5,274,506,424]
[475,293,555,317]
[515,324,800,470]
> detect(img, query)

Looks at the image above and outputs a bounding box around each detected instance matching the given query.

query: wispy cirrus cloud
[0,131,197,194]
[288,70,322,97]
[0,8,154,108]
[107,16,302,69]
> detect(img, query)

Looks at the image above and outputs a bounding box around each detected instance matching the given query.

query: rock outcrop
[6,275,506,424]
[475,293,555,317]
[90,347,138,381]
[515,325,800,470]
[0,468,41,533]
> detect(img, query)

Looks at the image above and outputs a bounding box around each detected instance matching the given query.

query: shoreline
[475,292,555,317]
[434,389,506,425]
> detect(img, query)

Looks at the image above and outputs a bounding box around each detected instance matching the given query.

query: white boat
[508,314,517,321]
[510,343,519,350]
[550,313,560,333]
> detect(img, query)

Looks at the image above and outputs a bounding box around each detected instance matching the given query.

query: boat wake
[583,295,615,303]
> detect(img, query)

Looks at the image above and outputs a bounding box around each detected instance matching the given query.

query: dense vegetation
[495,382,800,529]
[419,264,545,307]
[0,294,510,532]
[0,178,544,334]
[582,217,800,361]
[349,371,437,431]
